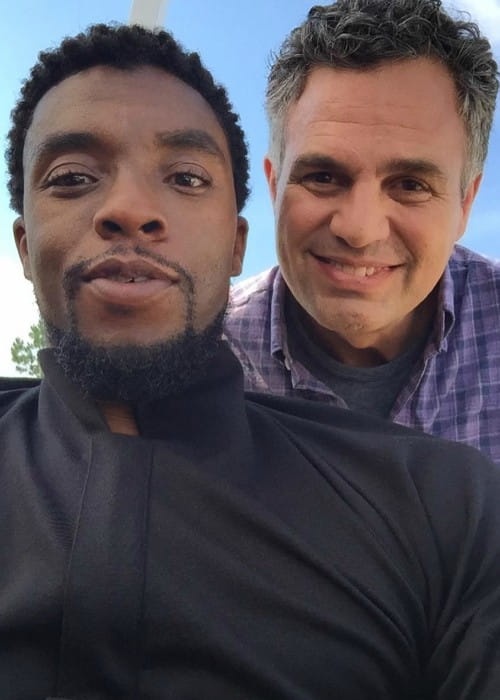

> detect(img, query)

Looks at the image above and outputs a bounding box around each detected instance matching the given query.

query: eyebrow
[155,129,226,162]
[289,154,351,181]
[290,153,447,181]
[291,154,347,172]
[30,131,103,169]
[30,128,227,171]
[380,158,447,181]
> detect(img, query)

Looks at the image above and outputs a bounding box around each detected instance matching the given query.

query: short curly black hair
[6,23,250,214]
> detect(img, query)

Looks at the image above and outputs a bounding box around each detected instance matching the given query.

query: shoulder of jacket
[0,377,41,391]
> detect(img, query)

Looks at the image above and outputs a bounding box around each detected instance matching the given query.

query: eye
[399,178,427,191]
[390,177,433,203]
[170,171,210,189]
[297,170,346,195]
[165,161,212,193]
[303,171,334,184]
[43,168,97,189]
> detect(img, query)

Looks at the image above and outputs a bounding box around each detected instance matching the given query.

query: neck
[97,400,139,435]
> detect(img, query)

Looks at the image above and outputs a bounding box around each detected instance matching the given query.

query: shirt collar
[269,268,289,361]
[39,342,247,441]
[428,262,456,355]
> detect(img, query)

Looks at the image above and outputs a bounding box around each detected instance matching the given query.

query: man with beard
[2,23,500,700]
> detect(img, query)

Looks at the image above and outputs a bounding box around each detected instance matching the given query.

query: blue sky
[0,0,499,373]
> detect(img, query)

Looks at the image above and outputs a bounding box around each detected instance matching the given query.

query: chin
[43,310,225,402]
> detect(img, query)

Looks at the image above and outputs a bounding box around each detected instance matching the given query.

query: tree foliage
[10,317,45,377]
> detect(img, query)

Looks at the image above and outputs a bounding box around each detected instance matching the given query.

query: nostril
[102,220,122,233]
[141,220,162,234]
[95,216,164,238]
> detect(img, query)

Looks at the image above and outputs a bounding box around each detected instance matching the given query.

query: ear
[457,173,482,242]
[13,217,32,281]
[231,216,248,277]
[264,156,278,203]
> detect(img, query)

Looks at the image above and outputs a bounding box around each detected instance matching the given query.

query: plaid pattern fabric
[224,245,500,464]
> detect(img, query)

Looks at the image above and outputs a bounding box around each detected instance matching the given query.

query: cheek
[189,208,240,260]
[397,214,458,297]
[181,222,238,291]
[277,191,331,246]
[21,208,83,316]
[24,202,86,266]
[196,250,234,297]
[404,211,460,266]
[26,234,68,301]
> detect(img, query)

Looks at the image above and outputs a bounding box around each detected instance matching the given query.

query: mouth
[82,257,181,285]
[75,256,182,309]
[312,253,398,278]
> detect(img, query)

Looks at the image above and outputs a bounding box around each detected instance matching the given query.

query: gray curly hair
[266,0,498,189]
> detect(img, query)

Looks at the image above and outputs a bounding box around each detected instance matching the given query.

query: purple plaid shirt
[225,245,500,464]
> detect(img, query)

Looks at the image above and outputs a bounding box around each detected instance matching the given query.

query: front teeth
[108,274,150,283]
[330,261,377,277]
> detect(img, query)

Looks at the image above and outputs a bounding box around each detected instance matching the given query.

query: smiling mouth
[313,254,396,278]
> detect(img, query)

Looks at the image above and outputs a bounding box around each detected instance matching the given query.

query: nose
[93,173,167,242]
[329,183,390,249]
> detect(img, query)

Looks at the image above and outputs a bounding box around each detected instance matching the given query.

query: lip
[311,252,401,289]
[80,256,180,306]
[82,257,181,284]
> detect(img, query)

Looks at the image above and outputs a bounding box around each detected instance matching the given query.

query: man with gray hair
[225,0,500,463]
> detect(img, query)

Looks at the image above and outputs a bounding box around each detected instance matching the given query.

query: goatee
[42,245,226,402]
[44,310,225,403]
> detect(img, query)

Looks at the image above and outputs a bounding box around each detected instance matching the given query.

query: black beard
[44,310,225,403]
[41,244,226,402]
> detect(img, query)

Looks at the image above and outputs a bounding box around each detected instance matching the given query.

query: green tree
[10,317,45,377]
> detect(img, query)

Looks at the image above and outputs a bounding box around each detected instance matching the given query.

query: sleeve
[415,441,500,699]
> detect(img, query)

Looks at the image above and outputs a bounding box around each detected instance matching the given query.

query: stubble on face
[42,244,226,402]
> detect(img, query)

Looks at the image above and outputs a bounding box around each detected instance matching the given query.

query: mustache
[62,244,195,301]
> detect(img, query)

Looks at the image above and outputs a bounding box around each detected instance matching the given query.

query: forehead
[24,65,231,163]
[282,58,466,166]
